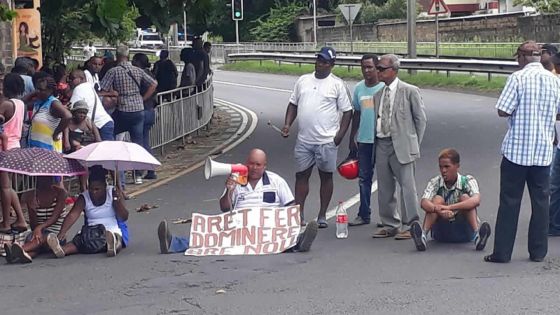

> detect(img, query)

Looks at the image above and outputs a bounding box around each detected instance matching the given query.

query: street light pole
[407,0,417,59]
[313,0,317,47]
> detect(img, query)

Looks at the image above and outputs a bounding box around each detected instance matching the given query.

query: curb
[128,99,258,198]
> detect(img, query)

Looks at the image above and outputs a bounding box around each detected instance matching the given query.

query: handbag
[77,224,107,254]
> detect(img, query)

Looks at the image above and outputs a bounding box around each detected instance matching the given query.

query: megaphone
[204,157,249,185]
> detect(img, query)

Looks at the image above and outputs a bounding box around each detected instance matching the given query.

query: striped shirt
[422,173,480,205]
[99,62,157,112]
[29,96,62,152]
[496,62,560,166]
[35,205,68,234]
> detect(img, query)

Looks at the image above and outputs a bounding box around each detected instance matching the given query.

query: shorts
[294,140,338,173]
[431,213,476,243]
[25,229,66,252]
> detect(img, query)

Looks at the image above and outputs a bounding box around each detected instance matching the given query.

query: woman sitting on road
[4,177,68,264]
[46,166,129,258]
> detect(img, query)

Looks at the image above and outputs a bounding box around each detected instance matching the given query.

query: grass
[221,61,507,93]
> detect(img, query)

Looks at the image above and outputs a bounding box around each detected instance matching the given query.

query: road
[2,70,560,315]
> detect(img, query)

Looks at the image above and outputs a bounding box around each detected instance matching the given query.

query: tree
[0,2,17,22]
[41,0,138,62]
[514,0,560,12]
[250,1,307,42]
[337,0,407,24]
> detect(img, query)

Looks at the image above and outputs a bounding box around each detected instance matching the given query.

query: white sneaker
[47,233,65,258]
[106,231,117,257]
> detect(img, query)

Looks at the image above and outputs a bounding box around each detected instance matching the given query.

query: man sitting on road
[410,148,492,251]
[157,148,319,254]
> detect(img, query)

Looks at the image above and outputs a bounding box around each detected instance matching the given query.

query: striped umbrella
[0,148,86,176]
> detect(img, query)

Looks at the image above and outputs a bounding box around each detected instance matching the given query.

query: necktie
[381,87,391,134]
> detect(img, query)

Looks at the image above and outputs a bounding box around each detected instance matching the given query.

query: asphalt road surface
[3,70,560,315]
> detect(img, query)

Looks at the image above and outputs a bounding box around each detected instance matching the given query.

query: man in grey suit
[372,54,427,240]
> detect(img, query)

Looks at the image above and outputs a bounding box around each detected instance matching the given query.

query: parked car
[133,31,164,49]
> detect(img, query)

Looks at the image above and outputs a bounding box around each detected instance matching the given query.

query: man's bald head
[246,148,267,181]
[71,69,86,81]
[68,69,86,89]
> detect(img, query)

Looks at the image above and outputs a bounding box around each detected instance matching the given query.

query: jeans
[113,110,144,145]
[492,157,549,261]
[98,121,115,141]
[549,148,560,233]
[357,142,376,222]
[169,235,189,253]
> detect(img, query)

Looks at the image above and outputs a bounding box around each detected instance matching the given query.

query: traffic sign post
[231,0,243,47]
[428,0,449,58]
[338,4,361,55]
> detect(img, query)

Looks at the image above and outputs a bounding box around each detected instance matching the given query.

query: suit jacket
[374,79,427,164]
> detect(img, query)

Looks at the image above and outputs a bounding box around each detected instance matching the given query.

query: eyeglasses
[376,66,393,72]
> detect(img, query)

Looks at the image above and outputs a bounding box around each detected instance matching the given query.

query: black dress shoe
[530,256,545,262]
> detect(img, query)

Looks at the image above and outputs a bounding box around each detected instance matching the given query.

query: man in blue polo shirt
[348,54,385,226]
[157,149,318,254]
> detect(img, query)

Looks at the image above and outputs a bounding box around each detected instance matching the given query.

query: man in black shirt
[153,50,178,94]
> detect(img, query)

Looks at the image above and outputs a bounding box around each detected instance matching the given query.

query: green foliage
[41,0,138,62]
[338,0,406,24]
[514,0,560,12]
[0,3,17,21]
[250,1,307,42]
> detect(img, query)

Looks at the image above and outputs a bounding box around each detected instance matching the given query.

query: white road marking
[325,181,378,220]
[215,80,293,93]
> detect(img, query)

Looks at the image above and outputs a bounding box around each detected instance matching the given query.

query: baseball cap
[541,43,558,55]
[71,100,89,113]
[513,41,541,57]
[316,47,336,61]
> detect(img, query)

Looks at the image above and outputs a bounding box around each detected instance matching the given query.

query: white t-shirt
[289,73,352,144]
[70,83,113,129]
[228,171,295,209]
[84,70,100,91]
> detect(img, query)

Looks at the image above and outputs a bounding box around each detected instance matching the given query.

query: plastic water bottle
[336,201,348,239]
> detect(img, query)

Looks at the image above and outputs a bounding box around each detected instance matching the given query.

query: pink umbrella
[64,141,161,171]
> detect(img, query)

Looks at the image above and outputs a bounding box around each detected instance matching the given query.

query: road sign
[428,0,449,15]
[338,4,362,23]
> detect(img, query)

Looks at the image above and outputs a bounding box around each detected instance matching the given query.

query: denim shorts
[294,139,338,173]
[432,214,475,243]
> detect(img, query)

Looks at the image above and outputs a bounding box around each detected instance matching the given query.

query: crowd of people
[0,39,212,263]
[1,39,557,264]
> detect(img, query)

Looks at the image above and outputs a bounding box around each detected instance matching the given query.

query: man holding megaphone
[157,149,319,254]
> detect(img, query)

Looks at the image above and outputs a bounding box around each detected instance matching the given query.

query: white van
[134,31,164,49]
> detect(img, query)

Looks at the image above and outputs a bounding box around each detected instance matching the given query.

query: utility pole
[407,0,417,59]
[313,0,317,47]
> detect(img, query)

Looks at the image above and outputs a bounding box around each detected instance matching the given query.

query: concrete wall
[316,12,560,44]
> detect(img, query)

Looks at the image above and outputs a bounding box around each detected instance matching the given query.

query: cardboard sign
[185,206,301,256]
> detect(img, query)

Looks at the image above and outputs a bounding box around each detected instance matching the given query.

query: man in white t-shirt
[83,42,96,60]
[84,56,103,91]
[67,70,114,140]
[157,149,319,254]
[281,47,353,228]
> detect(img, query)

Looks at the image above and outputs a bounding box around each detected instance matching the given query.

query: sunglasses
[376,65,393,72]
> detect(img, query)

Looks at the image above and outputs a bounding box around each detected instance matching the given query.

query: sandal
[317,218,328,229]
[483,254,508,263]
[11,224,28,233]
[0,227,11,234]
[372,228,398,238]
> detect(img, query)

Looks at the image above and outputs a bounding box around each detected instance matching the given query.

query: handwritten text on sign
[185,206,301,256]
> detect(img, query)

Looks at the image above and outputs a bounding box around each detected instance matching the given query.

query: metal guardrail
[227,52,519,78]
[150,76,214,155]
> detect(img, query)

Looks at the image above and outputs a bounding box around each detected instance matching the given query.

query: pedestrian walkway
[125,100,250,198]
